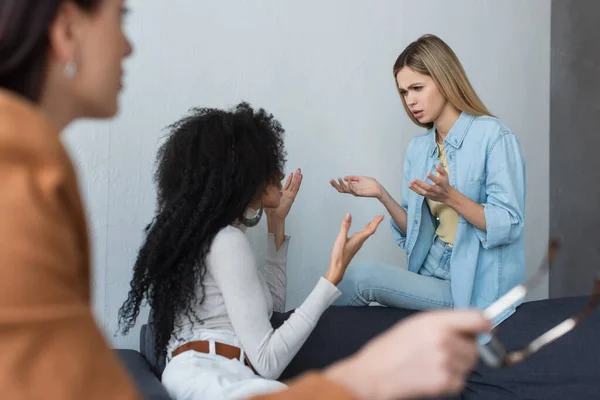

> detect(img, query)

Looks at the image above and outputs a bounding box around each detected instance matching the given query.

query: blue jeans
[335,236,454,310]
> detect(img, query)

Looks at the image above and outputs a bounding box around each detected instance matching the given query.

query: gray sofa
[117,296,600,399]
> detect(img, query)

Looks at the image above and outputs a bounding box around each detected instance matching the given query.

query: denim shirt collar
[429,112,476,156]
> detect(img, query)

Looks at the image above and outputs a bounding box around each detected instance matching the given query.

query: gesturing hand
[409,164,455,203]
[325,213,384,286]
[330,176,384,199]
[265,169,303,221]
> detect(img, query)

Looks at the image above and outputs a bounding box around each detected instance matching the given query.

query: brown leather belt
[172,340,257,374]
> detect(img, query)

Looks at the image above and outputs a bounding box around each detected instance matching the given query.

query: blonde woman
[331,34,526,326]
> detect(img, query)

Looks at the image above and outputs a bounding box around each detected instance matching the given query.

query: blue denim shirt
[391,112,526,325]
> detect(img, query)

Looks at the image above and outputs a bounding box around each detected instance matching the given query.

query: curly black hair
[118,102,286,359]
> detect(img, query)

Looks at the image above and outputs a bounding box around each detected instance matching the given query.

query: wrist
[325,358,377,400]
[266,214,285,232]
[376,186,389,202]
[445,187,461,209]
[324,270,341,286]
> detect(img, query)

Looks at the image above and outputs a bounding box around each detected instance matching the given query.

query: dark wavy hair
[118,102,286,359]
[0,0,101,101]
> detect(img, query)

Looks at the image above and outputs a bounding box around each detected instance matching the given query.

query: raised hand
[409,164,454,203]
[325,213,384,285]
[329,176,384,199]
[265,168,303,221]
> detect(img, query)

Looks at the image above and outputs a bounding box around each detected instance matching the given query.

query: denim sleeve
[390,217,407,249]
[390,146,411,250]
[475,133,526,249]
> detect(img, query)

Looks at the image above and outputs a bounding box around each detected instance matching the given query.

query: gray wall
[550,0,600,297]
[63,0,550,349]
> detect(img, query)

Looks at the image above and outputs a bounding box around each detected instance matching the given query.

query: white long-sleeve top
[167,224,340,379]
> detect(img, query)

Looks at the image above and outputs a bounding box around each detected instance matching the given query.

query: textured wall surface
[63,0,550,349]
[550,0,600,297]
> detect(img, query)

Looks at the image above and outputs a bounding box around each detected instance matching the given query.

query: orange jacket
[0,90,141,400]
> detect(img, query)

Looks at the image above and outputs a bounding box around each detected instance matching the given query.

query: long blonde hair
[393,34,493,129]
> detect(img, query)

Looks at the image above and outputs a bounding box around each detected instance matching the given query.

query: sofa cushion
[280,297,600,399]
[278,306,414,380]
[463,296,600,399]
[139,297,600,399]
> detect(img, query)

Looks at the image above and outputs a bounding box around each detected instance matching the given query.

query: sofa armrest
[140,324,147,355]
[116,349,172,400]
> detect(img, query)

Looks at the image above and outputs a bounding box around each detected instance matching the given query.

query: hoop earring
[63,60,78,79]
[240,201,264,227]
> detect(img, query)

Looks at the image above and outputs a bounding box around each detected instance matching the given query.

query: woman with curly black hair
[118,102,383,399]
